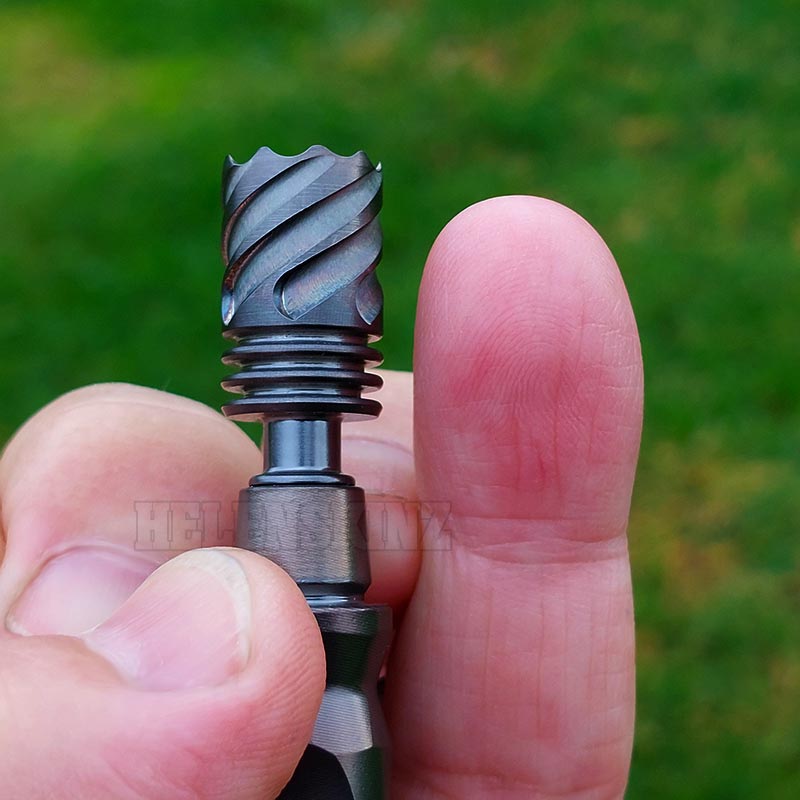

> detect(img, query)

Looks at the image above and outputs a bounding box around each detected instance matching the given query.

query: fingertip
[430,195,615,261]
[415,194,643,533]
[419,195,632,347]
[0,546,325,799]
[82,546,323,698]
[86,547,324,796]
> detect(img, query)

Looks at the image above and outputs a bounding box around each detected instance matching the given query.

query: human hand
[0,196,642,799]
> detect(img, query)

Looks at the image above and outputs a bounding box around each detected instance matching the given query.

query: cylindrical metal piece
[236,484,370,597]
[261,419,345,483]
[219,146,391,799]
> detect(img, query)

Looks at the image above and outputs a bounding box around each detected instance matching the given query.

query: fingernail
[82,549,251,691]
[6,545,157,636]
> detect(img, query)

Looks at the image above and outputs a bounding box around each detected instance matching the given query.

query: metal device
[219,145,391,799]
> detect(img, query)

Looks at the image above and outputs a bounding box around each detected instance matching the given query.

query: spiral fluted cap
[220,146,385,421]
[221,145,383,336]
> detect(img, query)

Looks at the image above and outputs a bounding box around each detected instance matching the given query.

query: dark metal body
[219,146,391,799]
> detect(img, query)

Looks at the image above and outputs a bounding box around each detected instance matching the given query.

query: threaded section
[221,327,383,421]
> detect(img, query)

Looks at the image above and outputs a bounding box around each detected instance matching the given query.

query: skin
[0,196,642,799]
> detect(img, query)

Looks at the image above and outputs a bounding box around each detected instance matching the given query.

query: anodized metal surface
[219,146,392,799]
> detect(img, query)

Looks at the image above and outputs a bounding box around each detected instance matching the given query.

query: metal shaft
[218,146,391,799]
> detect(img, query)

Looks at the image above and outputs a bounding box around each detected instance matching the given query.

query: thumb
[0,547,325,799]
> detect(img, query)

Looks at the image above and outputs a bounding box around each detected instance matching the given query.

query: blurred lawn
[1,1,799,796]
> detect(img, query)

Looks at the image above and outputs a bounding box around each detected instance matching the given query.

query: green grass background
[1,1,798,796]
